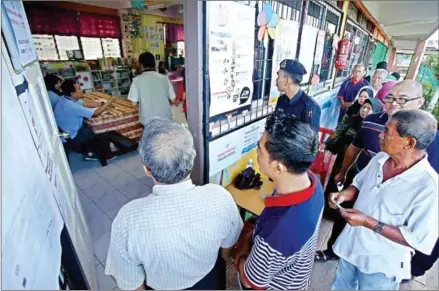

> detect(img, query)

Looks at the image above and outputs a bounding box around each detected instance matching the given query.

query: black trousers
[323,163,358,252]
[146,254,226,290]
[70,127,112,165]
[411,239,439,277]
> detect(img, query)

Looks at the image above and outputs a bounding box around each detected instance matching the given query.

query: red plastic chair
[310,127,335,189]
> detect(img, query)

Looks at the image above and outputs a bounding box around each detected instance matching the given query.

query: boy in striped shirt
[234,113,324,290]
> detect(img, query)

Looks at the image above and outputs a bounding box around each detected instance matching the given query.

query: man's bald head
[392,80,423,98]
[385,80,425,116]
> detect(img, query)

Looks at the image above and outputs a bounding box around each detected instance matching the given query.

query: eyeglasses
[383,96,421,105]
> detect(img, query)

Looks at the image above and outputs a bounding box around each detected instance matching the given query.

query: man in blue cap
[274,59,321,132]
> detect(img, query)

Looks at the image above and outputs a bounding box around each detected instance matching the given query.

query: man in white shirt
[329,109,438,290]
[128,52,176,125]
[105,117,243,290]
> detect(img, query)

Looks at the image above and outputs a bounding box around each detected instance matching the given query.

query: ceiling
[72,0,182,10]
[362,1,439,50]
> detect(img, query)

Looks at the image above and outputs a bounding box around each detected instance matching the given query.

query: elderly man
[234,113,324,290]
[329,109,438,290]
[316,80,439,262]
[105,118,243,290]
[274,59,321,132]
[370,69,387,95]
[337,64,369,120]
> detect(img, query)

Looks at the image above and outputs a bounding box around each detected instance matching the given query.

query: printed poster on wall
[209,118,266,176]
[314,30,326,65]
[207,1,256,117]
[298,25,319,84]
[1,1,37,71]
[269,19,299,106]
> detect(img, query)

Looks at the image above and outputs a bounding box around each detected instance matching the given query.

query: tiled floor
[70,105,438,290]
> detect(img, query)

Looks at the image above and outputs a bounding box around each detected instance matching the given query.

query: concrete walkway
[226,217,439,290]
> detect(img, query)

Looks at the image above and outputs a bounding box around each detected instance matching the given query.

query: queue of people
[45,55,437,290]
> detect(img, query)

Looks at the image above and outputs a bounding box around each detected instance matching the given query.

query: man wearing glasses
[318,80,439,264]
[335,79,438,186]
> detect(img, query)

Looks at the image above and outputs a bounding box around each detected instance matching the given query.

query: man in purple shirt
[337,64,369,120]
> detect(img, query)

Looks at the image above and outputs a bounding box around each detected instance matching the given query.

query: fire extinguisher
[335,39,351,70]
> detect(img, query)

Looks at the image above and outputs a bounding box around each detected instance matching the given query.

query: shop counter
[226,178,274,218]
[84,92,143,142]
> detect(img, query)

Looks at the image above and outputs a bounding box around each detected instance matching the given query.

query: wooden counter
[226,178,275,217]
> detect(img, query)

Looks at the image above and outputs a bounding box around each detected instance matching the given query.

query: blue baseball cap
[280,59,307,76]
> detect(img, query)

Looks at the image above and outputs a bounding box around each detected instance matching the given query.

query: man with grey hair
[105,117,243,290]
[329,109,438,290]
[370,69,387,95]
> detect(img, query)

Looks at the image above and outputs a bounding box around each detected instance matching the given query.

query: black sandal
[315,250,339,262]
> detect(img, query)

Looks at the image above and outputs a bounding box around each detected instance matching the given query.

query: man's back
[128,71,176,125]
[105,180,243,290]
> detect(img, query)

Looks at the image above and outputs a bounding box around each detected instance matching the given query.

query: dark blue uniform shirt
[274,90,321,133]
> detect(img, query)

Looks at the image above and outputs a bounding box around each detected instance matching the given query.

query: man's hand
[334,172,346,185]
[329,192,346,209]
[340,208,368,227]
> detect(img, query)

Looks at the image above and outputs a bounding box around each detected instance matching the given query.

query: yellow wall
[131,14,183,61]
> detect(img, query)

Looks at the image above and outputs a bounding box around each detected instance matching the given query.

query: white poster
[209,118,266,176]
[298,25,319,84]
[314,30,326,65]
[208,1,256,117]
[2,58,63,290]
[269,19,300,105]
[1,1,37,71]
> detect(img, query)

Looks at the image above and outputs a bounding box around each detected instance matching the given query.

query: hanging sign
[314,30,326,64]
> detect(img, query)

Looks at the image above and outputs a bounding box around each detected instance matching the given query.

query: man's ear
[143,165,152,177]
[405,137,417,150]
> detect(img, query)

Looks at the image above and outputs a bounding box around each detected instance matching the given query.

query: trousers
[70,127,112,165]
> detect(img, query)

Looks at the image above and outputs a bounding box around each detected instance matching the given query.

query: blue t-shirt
[54,96,95,139]
[352,112,439,173]
[242,172,324,290]
[274,90,321,133]
[48,90,60,109]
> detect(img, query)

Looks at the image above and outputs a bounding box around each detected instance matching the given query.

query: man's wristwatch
[373,221,385,234]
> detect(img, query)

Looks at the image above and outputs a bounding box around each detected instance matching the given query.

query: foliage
[422,81,436,106]
[423,54,439,80]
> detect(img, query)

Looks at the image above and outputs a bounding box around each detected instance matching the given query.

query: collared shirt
[352,112,439,173]
[337,77,369,117]
[243,173,324,290]
[333,152,439,281]
[54,96,95,139]
[128,71,176,125]
[274,90,321,132]
[105,180,243,290]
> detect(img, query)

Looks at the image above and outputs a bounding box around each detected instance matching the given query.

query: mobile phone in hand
[333,200,345,211]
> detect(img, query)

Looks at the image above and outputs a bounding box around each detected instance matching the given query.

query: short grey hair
[353,64,365,71]
[139,117,196,184]
[374,69,387,77]
[390,109,437,150]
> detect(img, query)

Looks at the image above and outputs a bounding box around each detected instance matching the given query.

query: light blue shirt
[54,96,95,139]
[48,90,61,109]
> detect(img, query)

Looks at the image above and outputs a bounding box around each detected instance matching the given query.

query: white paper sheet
[269,19,300,104]
[298,25,319,84]
[208,1,256,117]
[1,1,37,70]
[2,58,63,290]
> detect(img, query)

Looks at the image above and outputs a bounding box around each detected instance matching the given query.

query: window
[101,38,121,58]
[33,35,59,61]
[55,35,80,60]
[80,37,103,60]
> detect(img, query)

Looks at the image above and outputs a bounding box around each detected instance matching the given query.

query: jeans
[331,259,399,290]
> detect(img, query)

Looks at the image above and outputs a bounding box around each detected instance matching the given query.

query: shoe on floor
[84,153,99,161]
[315,250,339,262]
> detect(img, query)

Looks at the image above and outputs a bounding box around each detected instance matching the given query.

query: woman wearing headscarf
[44,73,63,109]
[315,96,383,262]
[375,80,397,105]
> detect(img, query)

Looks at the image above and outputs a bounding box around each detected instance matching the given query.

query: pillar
[388,47,397,72]
[183,0,206,184]
[405,39,427,80]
